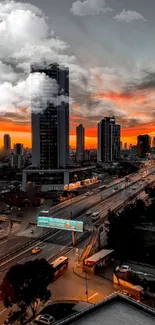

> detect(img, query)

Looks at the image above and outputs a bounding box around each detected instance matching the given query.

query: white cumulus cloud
[0,0,87,117]
[114,10,147,23]
[70,0,112,16]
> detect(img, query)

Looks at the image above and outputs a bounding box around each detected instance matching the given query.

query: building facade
[137,134,151,157]
[22,166,97,192]
[76,124,85,162]
[14,143,24,155]
[3,134,11,152]
[97,117,120,162]
[31,63,69,169]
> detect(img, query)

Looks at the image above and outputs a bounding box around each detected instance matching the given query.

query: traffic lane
[53,186,121,219]
[0,234,36,257]
[0,173,153,269]
[51,169,155,219]
[49,184,126,219]
[0,229,62,271]
[0,240,67,283]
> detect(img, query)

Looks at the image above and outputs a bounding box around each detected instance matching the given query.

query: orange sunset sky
[0,117,154,149]
[1,86,155,149]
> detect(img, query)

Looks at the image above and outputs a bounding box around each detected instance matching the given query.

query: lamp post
[85,271,88,302]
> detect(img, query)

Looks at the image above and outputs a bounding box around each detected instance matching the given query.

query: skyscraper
[76,124,85,162]
[97,116,120,162]
[137,134,151,157]
[4,134,11,152]
[152,137,155,148]
[14,143,24,155]
[31,63,69,169]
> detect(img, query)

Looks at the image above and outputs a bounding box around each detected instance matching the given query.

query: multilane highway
[0,173,155,284]
[0,170,155,323]
[0,165,155,258]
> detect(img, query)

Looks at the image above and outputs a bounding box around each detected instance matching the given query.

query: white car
[34,314,55,325]
[86,210,92,216]
[119,265,131,273]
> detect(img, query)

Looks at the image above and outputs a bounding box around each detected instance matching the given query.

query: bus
[91,212,100,222]
[50,256,69,279]
[38,210,49,217]
[98,185,106,191]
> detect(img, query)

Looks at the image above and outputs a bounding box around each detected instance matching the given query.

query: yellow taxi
[31,247,42,254]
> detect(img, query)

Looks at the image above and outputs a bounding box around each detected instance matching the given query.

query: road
[0,165,155,258]
[0,247,114,325]
[0,167,155,323]
[0,173,155,284]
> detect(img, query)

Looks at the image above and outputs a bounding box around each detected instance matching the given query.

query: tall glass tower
[31,63,69,169]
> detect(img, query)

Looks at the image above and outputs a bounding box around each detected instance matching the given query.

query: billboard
[37,216,84,232]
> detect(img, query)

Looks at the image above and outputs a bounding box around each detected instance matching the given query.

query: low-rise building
[22,166,97,192]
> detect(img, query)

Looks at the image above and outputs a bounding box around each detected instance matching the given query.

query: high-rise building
[31,63,69,169]
[120,141,123,150]
[3,134,11,151]
[137,134,151,157]
[124,143,127,149]
[152,137,155,148]
[84,149,90,162]
[97,116,120,162]
[76,124,85,162]
[14,143,24,155]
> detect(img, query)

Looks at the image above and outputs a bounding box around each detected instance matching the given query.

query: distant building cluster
[1,62,155,193]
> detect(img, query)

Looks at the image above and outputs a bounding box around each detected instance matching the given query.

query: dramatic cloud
[126,70,155,91]
[70,0,112,16]
[114,10,147,23]
[0,0,154,142]
[0,0,81,116]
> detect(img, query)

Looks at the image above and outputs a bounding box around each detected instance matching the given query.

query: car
[31,247,42,254]
[84,192,90,197]
[34,314,55,325]
[86,210,92,216]
[119,265,131,272]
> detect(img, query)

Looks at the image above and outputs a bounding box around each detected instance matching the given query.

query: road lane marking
[48,246,55,252]
[0,308,6,315]
[0,231,62,267]
[88,293,98,301]
[60,246,66,252]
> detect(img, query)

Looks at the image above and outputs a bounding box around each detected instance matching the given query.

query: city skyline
[0,0,155,148]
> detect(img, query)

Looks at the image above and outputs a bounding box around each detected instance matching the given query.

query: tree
[0,259,54,323]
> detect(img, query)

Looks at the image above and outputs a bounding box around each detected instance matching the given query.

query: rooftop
[23,166,95,173]
[85,249,114,264]
[55,294,155,325]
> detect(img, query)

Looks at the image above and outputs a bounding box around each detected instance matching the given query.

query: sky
[0,0,155,149]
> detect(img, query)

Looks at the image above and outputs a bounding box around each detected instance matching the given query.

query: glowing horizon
[0,119,154,150]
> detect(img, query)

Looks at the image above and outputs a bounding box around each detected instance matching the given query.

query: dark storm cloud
[125,70,155,91]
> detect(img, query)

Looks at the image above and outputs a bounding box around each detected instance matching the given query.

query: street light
[85,271,88,302]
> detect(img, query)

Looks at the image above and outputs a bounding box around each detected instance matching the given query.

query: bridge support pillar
[72,231,76,246]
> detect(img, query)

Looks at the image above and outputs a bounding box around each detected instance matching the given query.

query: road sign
[37,217,84,232]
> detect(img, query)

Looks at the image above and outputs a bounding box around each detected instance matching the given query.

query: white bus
[91,212,100,222]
